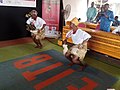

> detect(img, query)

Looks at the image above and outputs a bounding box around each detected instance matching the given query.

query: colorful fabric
[31,29,45,40]
[36,30,45,40]
[67,42,87,61]
[0,50,118,90]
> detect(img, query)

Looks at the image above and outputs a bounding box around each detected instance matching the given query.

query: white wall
[63,0,87,22]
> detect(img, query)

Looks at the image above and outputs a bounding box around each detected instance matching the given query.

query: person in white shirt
[63,17,91,71]
[112,26,120,35]
[26,10,46,48]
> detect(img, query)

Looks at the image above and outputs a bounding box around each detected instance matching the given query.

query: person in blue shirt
[112,16,120,27]
[86,2,97,22]
[97,3,114,32]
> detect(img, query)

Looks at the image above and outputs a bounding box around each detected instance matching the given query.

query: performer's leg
[36,39,43,48]
[35,33,45,48]
[72,55,80,64]
[79,60,88,71]
[32,35,39,48]
[80,60,87,65]
[65,52,74,66]
[72,56,88,71]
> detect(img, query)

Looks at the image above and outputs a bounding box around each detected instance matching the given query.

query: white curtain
[63,0,87,22]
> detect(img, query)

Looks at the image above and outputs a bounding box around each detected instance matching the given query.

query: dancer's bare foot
[35,45,39,48]
[38,46,42,49]
[80,64,88,71]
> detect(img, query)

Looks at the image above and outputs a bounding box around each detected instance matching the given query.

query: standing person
[63,17,91,71]
[26,10,46,48]
[95,5,105,23]
[97,3,114,32]
[86,2,97,22]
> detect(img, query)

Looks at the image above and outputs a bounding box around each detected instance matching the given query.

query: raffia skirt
[67,42,87,61]
[31,30,45,40]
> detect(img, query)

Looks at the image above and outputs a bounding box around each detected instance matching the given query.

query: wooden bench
[85,22,116,32]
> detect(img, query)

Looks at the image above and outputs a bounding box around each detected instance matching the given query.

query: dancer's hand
[78,44,83,49]
[104,13,108,18]
[63,39,67,44]
[37,30,41,33]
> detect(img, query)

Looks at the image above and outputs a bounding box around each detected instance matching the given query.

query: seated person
[26,10,46,48]
[112,25,120,35]
[112,16,120,27]
[63,17,91,71]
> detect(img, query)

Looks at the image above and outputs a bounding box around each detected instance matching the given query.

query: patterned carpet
[0,49,118,90]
